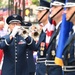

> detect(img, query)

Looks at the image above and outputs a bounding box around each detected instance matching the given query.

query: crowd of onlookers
[0,15,8,74]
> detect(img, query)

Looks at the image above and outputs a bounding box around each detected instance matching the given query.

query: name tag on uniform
[18,40,25,44]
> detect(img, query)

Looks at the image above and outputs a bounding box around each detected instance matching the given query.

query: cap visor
[36,6,49,11]
[51,1,64,6]
[64,3,75,7]
[9,20,21,24]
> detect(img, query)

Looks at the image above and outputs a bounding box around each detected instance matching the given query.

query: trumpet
[32,31,39,37]
[18,26,29,36]
[30,30,40,41]
[29,25,42,41]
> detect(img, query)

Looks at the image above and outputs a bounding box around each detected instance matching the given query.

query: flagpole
[11,0,14,14]
[18,0,21,16]
[23,0,25,20]
[8,0,11,15]
[15,2,18,14]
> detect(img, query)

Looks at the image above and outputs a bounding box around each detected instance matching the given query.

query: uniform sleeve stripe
[5,39,9,46]
[27,38,33,45]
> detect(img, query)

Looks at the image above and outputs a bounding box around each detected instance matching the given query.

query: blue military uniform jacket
[62,32,75,75]
[35,24,62,75]
[46,23,62,75]
[35,30,47,75]
[35,30,47,58]
[0,34,35,75]
[63,33,75,65]
[26,48,35,73]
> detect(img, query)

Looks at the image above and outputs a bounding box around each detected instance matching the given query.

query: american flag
[25,0,28,6]
[0,9,3,16]
[14,0,23,8]
[0,8,8,17]
[14,0,19,7]
[14,0,32,9]
[25,0,32,7]
[20,0,23,8]
[3,8,8,17]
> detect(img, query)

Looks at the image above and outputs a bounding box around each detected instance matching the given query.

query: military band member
[0,14,35,75]
[24,22,36,75]
[62,0,75,75]
[35,0,55,75]
[46,0,66,75]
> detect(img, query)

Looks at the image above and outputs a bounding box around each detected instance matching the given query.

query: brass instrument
[33,31,39,38]
[18,26,29,36]
[7,26,29,37]
[29,25,41,41]
[18,25,41,41]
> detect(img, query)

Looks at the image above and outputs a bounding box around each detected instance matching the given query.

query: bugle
[33,31,39,37]
[18,26,29,36]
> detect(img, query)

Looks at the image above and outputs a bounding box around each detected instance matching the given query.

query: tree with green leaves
[0,0,3,8]
[47,0,51,2]
[0,0,8,8]
[31,0,51,6]
[31,0,40,6]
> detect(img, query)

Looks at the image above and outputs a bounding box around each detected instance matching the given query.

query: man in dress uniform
[24,22,36,75]
[46,0,66,75]
[62,0,75,75]
[0,14,35,75]
[35,0,56,75]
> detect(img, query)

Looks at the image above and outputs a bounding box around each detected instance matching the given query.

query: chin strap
[68,12,75,21]
[38,9,49,22]
[51,7,63,19]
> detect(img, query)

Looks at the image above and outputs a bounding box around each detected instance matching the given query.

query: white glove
[10,26,20,37]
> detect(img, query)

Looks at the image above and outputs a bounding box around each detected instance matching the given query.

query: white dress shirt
[43,21,52,44]
[56,21,62,48]
[73,25,75,34]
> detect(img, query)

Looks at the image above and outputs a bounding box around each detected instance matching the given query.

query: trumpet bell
[18,26,29,36]
[33,31,39,37]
